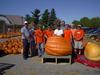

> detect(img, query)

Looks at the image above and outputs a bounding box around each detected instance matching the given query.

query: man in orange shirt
[35,26,44,57]
[44,26,53,39]
[73,25,85,55]
[64,25,73,44]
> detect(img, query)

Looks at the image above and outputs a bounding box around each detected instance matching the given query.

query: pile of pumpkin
[7,32,22,36]
[0,38,23,54]
[0,32,21,39]
[0,34,11,38]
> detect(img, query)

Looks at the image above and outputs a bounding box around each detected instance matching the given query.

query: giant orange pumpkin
[45,36,72,56]
[84,42,100,61]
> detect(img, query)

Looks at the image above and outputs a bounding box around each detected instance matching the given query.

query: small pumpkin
[45,36,72,56]
[84,42,100,61]
[1,37,23,54]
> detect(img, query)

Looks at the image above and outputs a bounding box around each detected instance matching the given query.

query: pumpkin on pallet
[84,42,100,61]
[45,36,72,56]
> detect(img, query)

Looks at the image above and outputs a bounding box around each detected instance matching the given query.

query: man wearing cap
[73,25,85,56]
[21,21,30,60]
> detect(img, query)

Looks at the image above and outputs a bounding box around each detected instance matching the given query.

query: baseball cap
[24,21,28,24]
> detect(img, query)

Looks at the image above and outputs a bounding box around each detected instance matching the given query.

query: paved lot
[0,54,100,75]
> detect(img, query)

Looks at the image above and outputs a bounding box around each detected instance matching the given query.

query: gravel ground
[0,54,100,75]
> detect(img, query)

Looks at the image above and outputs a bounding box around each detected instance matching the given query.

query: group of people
[21,21,85,60]
[21,21,53,60]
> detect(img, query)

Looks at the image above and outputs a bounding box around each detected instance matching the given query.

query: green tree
[25,14,32,23]
[80,17,91,27]
[91,17,100,27]
[41,9,50,29]
[49,8,57,27]
[31,9,41,25]
[72,20,80,26]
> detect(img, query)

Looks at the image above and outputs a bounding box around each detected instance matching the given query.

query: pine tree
[31,9,40,25]
[49,8,57,27]
[41,9,49,29]
[25,14,32,23]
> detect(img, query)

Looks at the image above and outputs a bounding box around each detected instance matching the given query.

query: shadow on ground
[0,63,15,75]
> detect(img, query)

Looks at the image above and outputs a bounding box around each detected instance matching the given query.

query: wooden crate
[42,53,72,64]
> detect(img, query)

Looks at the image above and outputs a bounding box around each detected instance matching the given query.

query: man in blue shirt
[29,22,36,57]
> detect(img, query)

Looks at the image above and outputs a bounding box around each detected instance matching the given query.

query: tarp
[75,55,100,69]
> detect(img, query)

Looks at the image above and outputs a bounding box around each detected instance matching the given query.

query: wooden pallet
[42,53,72,64]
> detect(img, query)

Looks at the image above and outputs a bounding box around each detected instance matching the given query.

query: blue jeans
[74,40,83,49]
[30,40,36,56]
[22,39,29,59]
[37,43,44,56]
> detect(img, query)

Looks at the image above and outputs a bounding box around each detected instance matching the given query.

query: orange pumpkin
[45,36,72,56]
[0,35,3,38]
[84,42,100,61]
[7,49,13,54]
[0,37,23,54]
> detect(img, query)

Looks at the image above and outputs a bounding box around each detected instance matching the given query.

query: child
[73,25,85,55]
[35,26,44,57]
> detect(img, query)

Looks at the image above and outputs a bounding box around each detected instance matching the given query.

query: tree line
[72,17,100,28]
[24,8,100,28]
[25,8,57,29]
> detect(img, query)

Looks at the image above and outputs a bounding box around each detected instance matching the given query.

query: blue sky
[0,0,100,23]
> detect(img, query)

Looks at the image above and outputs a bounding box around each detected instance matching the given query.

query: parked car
[88,28,100,40]
[87,28,97,34]
[82,27,98,34]
[82,27,91,33]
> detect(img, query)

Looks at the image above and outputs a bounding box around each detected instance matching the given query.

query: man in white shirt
[21,21,30,60]
[54,25,63,36]
[21,21,30,40]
